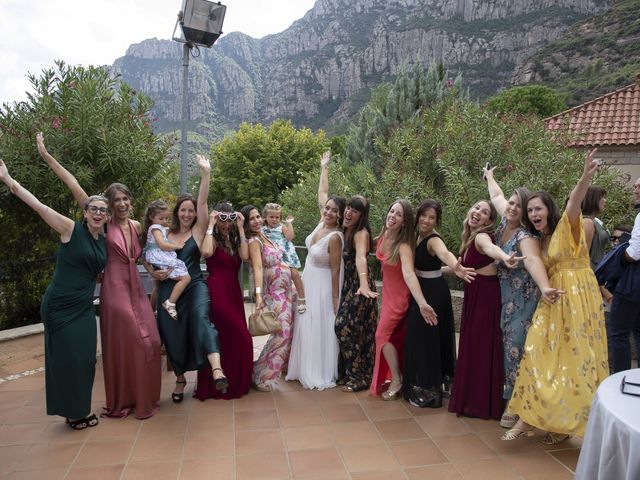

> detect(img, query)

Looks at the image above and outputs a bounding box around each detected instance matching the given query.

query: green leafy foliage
[486,85,567,117]
[209,120,328,208]
[0,60,175,329]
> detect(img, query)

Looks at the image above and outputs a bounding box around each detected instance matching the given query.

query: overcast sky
[0,0,317,104]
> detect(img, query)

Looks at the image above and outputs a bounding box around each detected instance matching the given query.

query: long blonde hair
[379,199,415,265]
[459,200,497,255]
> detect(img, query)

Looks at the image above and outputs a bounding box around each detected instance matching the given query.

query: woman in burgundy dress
[194,202,253,400]
[448,200,520,420]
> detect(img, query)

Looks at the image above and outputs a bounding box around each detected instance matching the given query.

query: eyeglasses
[610,235,621,242]
[620,376,640,397]
[87,206,109,215]
[218,212,237,222]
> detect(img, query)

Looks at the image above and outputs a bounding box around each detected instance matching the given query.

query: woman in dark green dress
[0,159,108,430]
[150,155,228,402]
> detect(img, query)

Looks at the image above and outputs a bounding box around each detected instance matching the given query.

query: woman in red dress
[369,200,437,400]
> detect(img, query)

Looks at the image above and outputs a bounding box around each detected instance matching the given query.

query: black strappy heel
[172,379,187,403]
[212,368,228,394]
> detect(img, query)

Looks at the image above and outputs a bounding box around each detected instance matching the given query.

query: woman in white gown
[286,151,345,389]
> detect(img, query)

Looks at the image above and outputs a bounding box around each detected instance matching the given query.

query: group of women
[1,137,609,443]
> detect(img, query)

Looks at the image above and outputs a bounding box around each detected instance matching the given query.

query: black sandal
[66,413,98,431]
[212,367,228,394]
[172,379,187,403]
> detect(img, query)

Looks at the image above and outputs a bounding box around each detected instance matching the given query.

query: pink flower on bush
[52,116,61,129]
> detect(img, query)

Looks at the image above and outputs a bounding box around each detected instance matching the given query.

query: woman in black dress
[403,199,476,408]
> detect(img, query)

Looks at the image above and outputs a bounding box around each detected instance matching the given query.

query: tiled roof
[545,74,640,147]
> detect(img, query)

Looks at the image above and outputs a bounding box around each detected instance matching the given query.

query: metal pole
[180,43,191,194]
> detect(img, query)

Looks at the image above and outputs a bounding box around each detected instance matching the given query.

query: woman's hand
[356,285,379,299]
[196,154,210,172]
[503,252,525,269]
[36,132,49,158]
[540,286,565,305]
[482,163,496,181]
[420,302,438,326]
[320,151,331,167]
[333,296,339,314]
[150,268,172,281]
[286,215,294,223]
[453,257,476,283]
[582,147,600,180]
[0,159,11,183]
[235,211,245,230]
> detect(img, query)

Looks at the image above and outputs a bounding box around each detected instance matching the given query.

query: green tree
[0,60,175,329]
[209,120,327,208]
[486,85,567,117]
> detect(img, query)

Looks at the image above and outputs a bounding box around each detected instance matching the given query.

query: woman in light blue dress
[484,166,558,428]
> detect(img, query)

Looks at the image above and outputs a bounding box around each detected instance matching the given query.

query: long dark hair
[524,191,561,236]
[379,199,415,265]
[141,199,169,249]
[213,201,240,255]
[415,199,442,230]
[581,185,606,217]
[344,195,372,251]
[241,204,259,239]
[170,194,197,234]
[326,195,347,228]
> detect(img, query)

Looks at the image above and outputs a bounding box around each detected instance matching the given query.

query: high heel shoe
[501,425,534,441]
[212,367,228,394]
[540,432,570,445]
[408,386,442,408]
[172,379,187,403]
[382,380,402,401]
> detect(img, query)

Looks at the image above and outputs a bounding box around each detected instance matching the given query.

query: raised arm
[354,230,378,298]
[201,211,219,258]
[318,151,330,212]
[329,233,343,313]
[428,236,476,283]
[566,148,599,225]
[482,165,508,216]
[192,154,211,241]
[519,237,564,303]
[282,216,295,241]
[399,243,437,325]
[36,132,89,207]
[1,159,74,241]
[236,212,249,261]
[475,232,523,268]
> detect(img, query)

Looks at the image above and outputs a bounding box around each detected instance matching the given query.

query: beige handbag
[248,308,281,336]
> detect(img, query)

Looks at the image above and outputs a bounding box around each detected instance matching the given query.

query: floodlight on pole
[172,0,227,194]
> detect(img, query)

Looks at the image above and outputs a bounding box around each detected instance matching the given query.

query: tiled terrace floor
[0,333,581,480]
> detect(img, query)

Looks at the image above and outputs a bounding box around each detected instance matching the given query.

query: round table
[575,369,640,479]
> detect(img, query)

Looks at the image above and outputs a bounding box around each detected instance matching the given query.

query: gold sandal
[540,432,570,445]
[501,426,534,441]
[381,381,402,401]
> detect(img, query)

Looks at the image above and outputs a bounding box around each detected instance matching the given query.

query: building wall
[595,146,640,183]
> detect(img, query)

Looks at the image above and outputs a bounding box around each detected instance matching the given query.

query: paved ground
[0,329,582,480]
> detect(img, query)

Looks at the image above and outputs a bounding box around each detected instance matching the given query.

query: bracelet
[358,272,367,276]
[240,237,248,243]
[206,228,213,235]
[255,287,262,294]
[9,180,20,194]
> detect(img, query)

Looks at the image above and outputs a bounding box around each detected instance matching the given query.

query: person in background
[1,158,107,430]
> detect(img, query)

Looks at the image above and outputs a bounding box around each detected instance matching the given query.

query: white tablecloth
[575,369,640,480]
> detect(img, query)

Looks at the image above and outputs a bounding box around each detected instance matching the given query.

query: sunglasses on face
[87,206,109,215]
[218,212,238,222]
[610,235,621,242]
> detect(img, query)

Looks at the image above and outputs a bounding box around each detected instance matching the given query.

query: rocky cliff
[111,0,612,134]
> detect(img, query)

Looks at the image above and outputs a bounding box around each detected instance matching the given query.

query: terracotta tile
[234,391,277,412]
[87,416,142,439]
[179,457,235,480]
[434,434,496,463]
[415,413,471,437]
[407,403,448,417]
[236,451,290,479]
[339,443,400,472]
[37,421,92,443]
[475,430,542,456]
[351,470,407,480]
[153,396,191,416]
[329,420,382,446]
[321,403,367,423]
[4,467,68,479]
[182,431,235,459]
[454,458,520,479]
[279,405,325,428]
[0,376,45,391]
[273,380,305,392]
[235,428,284,456]
[375,418,426,442]
[283,424,335,451]
[0,390,35,407]
[74,437,135,466]
[186,411,233,434]
[66,464,125,480]
[501,451,574,479]
[0,404,16,424]
[361,400,412,421]
[405,464,463,479]
[273,390,318,408]
[389,438,448,467]
[0,444,29,476]
[130,435,184,463]
[235,409,279,430]
[289,446,347,478]
[189,397,233,416]
[122,460,180,480]
[0,423,49,446]
[12,441,83,471]
[314,388,359,406]
[139,414,188,436]
[548,448,581,473]
[539,435,582,451]
[460,417,503,433]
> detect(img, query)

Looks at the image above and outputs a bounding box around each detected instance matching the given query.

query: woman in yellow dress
[502,149,609,445]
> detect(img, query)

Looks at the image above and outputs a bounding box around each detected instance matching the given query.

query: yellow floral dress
[509,212,609,436]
